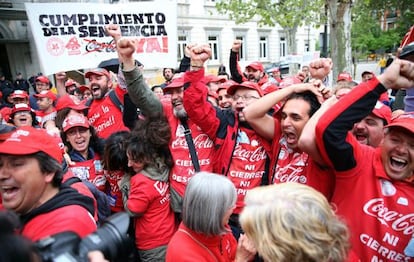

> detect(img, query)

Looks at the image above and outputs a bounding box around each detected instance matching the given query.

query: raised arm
[315,59,414,171]
[117,37,162,116]
[182,44,223,139]
[229,40,246,83]
[298,95,337,166]
[243,83,323,141]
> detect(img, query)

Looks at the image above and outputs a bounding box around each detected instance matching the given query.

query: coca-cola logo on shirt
[363,198,414,235]
[232,145,266,162]
[171,133,213,149]
[273,166,307,184]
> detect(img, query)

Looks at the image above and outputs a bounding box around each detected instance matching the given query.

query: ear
[44,171,55,184]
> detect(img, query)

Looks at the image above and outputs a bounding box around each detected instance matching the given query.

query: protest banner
[25,1,177,75]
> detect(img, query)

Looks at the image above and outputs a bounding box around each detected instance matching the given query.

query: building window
[208,35,220,61]
[177,35,187,61]
[304,41,310,52]
[280,37,287,57]
[235,35,246,60]
[259,36,268,59]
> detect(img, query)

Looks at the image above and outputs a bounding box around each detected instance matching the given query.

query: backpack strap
[108,90,124,113]
[63,176,82,186]
[84,90,124,113]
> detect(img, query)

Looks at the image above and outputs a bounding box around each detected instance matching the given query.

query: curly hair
[102,131,130,172]
[126,114,172,168]
[240,183,350,262]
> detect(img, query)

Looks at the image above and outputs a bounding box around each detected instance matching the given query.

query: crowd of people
[0,23,413,262]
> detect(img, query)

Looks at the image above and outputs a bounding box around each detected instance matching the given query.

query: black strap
[179,117,200,172]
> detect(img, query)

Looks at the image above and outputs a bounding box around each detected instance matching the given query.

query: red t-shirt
[68,155,106,192]
[127,173,176,250]
[22,205,96,241]
[166,223,237,262]
[87,87,129,139]
[163,102,214,197]
[227,126,267,214]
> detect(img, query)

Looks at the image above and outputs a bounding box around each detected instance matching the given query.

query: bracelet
[191,64,203,68]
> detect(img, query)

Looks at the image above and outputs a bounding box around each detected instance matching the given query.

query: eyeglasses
[66,127,89,136]
[233,94,259,101]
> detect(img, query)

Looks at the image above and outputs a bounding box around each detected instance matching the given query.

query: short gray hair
[182,172,236,236]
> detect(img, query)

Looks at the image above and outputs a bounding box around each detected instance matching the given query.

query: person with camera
[0,126,97,241]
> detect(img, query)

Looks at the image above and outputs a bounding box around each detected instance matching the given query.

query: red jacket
[162,101,215,197]
[20,186,96,241]
[166,223,237,262]
[183,69,271,213]
[315,78,414,261]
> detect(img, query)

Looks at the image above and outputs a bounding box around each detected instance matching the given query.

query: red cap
[36,76,50,84]
[65,79,76,87]
[85,68,110,79]
[55,94,89,112]
[217,80,238,92]
[62,114,90,132]
[34,90,57,101]
[227,81,264,97]
[272,67,280,73]
[79,85,90,93]
[0,126,63,163]
[371,101,391,124]
[385,112,414,134]
[10,90,29,100]
[278,76,302,89]
[163,77,185,93]
[337,72,353,82]
[246,62,264,72]
[11,103,32,115]
[361,71,374,77]
[204,75,226,84]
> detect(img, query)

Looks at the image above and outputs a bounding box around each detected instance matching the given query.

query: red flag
[400,26,414,48]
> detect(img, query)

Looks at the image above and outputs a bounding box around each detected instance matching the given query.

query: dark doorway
[0,44,12,81]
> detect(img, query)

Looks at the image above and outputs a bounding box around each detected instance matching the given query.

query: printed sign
[25,1,177,75]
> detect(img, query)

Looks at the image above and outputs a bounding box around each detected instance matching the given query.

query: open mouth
[284,131,297,144]
[390,156,407,170]
[1,185,19,201]
[355,134,368,144]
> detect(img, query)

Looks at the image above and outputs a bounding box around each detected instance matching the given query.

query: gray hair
[182,172,236,236]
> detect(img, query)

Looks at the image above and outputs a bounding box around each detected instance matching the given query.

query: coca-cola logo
[232,145,267,162]
[273,165,306,183]
[171,134,213,149]
[363,198,414,235]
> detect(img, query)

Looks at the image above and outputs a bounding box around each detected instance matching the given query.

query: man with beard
[84,68,129,139]
[182,44,271,240]
[229,40,278,95]
[160,68,175,88]
[351,101,391,148]
[115,36,214,215]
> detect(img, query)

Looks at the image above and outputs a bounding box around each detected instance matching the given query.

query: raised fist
[309,58,333,80]
[105,24,122,41]
[190,44,212,67]
[232,39,242,53]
